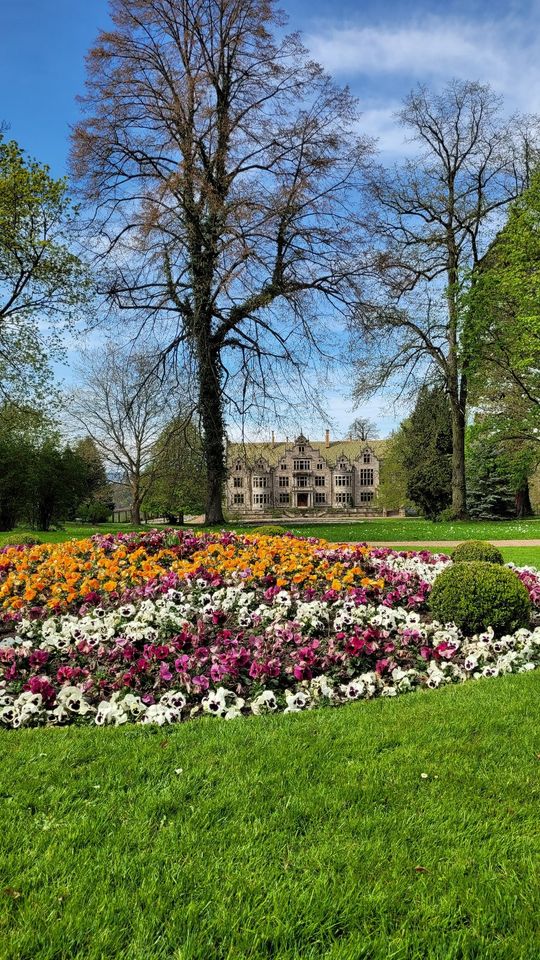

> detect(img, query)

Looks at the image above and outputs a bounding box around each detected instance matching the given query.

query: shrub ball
[451,540,504,565]
[430,561,531,636]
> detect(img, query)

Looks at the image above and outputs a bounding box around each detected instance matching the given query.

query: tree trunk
[450,401,468,519]
[130,476,142,525]
[199,343,226,525]
[515,482,533,519]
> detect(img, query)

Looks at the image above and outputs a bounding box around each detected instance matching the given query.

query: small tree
[355,81,538,517]
[69,345,183,524]
[401,385,452,520]
[0,135,89,403]
[143,418,207,521]
[375,429,409,512]
[27,441,90,531]
[347,417,379,441]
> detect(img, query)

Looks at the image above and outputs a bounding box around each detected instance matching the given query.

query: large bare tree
[71,0,372,522]
[354,80,538,517]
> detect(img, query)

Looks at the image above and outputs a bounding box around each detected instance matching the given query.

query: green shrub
[451,540,504,565]
[430,561,531,636]
[248,524,288,536]
[1,534,43,547]
[78,500,113,523]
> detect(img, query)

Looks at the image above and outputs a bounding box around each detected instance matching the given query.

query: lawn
[1,672,539,960]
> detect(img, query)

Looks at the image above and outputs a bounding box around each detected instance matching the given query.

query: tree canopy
[0,135,90,404]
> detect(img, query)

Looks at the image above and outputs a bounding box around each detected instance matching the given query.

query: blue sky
[2,0,540,438]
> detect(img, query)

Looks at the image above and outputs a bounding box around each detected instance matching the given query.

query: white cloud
[306,15,540,113]
[307,21,501,78]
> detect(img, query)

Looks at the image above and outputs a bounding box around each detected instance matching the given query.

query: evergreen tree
[402,385,453,520]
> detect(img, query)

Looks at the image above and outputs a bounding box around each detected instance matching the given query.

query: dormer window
[298,445,305,453]
[363,452,371,464]
[235,462,243,471]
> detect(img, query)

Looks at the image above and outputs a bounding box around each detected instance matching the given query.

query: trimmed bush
[248,524,288,536]
[451,539,504,565]
[430,561,531,636]
[1,534,43,547]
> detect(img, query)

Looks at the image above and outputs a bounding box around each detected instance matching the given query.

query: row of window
[235,470,374,489]
[260,453,373,473]
[232,491,374,506]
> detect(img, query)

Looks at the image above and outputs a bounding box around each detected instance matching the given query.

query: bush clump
[1,534,43,548]
[430,561,531,636]
[248,524,288,536]
[451,540,504,565]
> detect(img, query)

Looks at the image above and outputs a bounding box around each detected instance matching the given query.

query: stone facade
[226,433,389,516]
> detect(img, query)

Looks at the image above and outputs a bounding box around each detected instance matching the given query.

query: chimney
[325,429,330,448]
[271,430,275,448]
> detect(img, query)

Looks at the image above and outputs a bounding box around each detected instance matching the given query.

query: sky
[2,0,540,439]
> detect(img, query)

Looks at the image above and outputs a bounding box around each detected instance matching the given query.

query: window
[360,469,374,486]
[235,462,243,471]
[253,476,268,488]
[315,492,326,504]
[279,492,290,504]
[280,462,287,470]
[363,451,371,464]
[233,477,243,488]
[335,475,351,487]
[233,493,244,505]
[293,459,311,471]
[314,476,325,487]
[298,445,305,453]
[316,461,323,470]
[296,476,310,488]
[253,493,269,506]
[278,475,289,487]
[335,492,351,505]
[360,491,374,502]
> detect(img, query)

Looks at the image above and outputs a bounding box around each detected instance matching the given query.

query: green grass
[1,673,540,959]
[248,517,540,542]
[0,522,165,546]
[2,517,540,549]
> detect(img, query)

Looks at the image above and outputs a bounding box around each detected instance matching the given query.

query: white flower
[251,690,279,715]
[95,701,126,726]
[141,704,170,725]
[284,690,310,713]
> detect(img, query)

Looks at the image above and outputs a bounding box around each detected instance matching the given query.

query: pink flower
[159,662,173,682]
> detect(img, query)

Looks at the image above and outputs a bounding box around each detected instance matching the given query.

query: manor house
[226,431,393,517]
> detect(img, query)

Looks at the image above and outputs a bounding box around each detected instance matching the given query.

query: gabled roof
[227,438,388,468]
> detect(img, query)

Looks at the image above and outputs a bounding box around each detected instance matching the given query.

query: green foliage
[143,418,207,519]
[0,407,112,530]
[248,524,287,535]
[451,540,504,564]
[430,561,531,636]
[77,500,112,523]
[0,533,42,547]
[401,385,452,520]
[375,429,410,512]
[466,427,514,519]
[466,171,540,460]
[0,135,90,404]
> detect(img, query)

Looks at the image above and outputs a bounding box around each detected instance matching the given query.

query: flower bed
[1,531,539,728]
